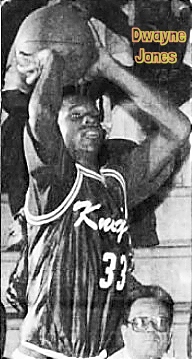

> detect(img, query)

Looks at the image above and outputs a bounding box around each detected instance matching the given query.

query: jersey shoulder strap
[101,168,128,220]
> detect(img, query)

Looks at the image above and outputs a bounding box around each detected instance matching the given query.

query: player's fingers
[16,51,44,85]
[88,21,104,49]
[16,51,35,66]
[26,69,42,85]
[16,55,40,82]
[16,51,39,70]
[16,62,41,85]
[16,49,53,71]
[16,62,39,74]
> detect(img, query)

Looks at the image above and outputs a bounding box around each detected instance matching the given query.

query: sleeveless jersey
[23,163,133,357]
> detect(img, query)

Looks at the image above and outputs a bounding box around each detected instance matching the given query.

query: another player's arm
[24,50,65,173]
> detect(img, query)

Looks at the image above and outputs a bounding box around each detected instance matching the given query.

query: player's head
[121,285,174,359]
[58,87,105,167]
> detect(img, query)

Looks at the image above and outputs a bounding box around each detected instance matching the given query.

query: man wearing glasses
[111,285,174,359]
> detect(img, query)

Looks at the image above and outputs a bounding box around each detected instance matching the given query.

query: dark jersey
[21,163,133,357]
[7,137,174,357]
[18,134,173,356]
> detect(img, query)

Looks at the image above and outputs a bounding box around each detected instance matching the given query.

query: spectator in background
[111,285,175,359]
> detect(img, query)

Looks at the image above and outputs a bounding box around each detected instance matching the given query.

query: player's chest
[70,174,128,244]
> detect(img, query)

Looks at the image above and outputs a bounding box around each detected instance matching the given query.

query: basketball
[6,3,98,86]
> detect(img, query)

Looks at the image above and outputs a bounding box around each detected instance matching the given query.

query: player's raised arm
[86,45,191,205]
[104,55,190,170]
[24,50,65,171]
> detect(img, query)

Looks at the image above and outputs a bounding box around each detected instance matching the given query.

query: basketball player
[7,44,190,359]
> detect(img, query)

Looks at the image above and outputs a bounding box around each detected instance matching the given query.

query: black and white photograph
[1,1,192,359]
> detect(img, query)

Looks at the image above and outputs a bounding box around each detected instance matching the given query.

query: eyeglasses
[127,316,170,333]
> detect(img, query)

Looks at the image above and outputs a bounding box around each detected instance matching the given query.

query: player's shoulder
[106,138,137,153]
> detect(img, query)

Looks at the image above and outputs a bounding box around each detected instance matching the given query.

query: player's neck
[76,152,100,172]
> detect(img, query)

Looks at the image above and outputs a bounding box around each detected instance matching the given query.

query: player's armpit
[145,108,191,178]
[122,138,176,209]
[128,160,175,209]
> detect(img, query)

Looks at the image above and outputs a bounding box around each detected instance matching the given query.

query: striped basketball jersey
[22,162,133,357]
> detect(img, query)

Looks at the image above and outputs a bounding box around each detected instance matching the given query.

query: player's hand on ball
[16,49,64,86]
[16,51,41,86]
[79,22,111,83]
[16,49,53,86]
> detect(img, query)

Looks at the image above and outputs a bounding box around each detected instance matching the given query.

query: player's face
[121,298,171,359]
[58,96,104,160]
